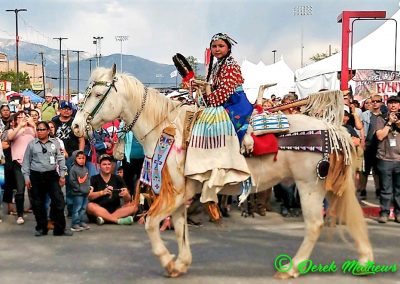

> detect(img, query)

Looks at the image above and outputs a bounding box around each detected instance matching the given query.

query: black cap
[387,96,400,104]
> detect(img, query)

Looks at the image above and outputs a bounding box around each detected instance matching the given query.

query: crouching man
[87,154,138,225]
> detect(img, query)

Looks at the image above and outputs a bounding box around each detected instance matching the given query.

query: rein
[81,75,148,139]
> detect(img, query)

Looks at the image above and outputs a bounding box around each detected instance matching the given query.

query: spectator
[22,121,72,236]
[41,93,58,122]
[375,96,400,223]
[120,130,144,196]
[0,104,16,216]
[69,150,90,232]
[7,111,36,224]
[360,94,382,199]
[52,101,85,216]
[117,166,124,178]
[87,154,137,225]
[29,109,41,124]
[18,96,35,114]
[36,102,43,111]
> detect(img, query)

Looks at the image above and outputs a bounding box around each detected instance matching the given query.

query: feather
[172,53,193,78]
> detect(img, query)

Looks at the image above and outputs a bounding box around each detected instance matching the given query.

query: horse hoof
[274,271,293,280]
[164,260,182,278]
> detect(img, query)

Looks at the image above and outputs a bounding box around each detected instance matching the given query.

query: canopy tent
[295,9,400,98]
[241,58,295,103]
[22,90,44,103]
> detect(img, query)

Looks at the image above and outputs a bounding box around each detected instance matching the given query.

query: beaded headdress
[210,33,237,46]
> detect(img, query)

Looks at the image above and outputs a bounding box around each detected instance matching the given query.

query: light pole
[53,37,68,98]
[293,5,312,68]
[115,35,129,72]
[72,50,83,94]
[272,50,277,63]
[93,36,103,67]
[6,8,27,93]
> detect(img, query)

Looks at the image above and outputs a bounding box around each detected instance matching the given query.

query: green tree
[185,55,205,80]
[0,70,31,92]
[186,55,198,74]
[309,49,339,62]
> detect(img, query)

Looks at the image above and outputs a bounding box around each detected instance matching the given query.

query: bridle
[80,75,148,140]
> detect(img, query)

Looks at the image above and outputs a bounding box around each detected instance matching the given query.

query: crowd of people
[0,93,139,236]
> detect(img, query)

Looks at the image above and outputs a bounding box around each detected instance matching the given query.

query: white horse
[72,65,373,279]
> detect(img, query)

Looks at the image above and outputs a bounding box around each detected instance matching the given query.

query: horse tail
[327,153,373,260]
[147,164,178,217]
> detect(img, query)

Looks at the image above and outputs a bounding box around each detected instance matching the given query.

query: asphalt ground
[0,182,399,284]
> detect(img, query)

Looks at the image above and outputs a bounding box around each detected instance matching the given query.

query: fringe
[147,164,177,217]
[301,90,353,165]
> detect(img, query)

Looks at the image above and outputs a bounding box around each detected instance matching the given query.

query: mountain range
[0,38,204,93]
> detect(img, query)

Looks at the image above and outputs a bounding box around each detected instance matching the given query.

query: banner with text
[351,70,400,100]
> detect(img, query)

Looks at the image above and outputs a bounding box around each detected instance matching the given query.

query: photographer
[375,96,400,223]
[87,154,137,225]
[41,93,58,122]
[7,111,36,225]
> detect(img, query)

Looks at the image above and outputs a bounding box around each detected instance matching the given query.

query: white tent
[295,9,400,97]
[241,58,295,103]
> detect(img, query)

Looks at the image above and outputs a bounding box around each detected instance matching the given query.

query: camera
[112,188,122,192]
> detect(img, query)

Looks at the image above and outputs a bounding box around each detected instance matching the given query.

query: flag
[170,70,178,78]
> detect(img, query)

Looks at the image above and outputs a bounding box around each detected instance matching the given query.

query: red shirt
[207,56,244,107]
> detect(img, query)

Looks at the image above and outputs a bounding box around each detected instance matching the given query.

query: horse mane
[110,71,182,131]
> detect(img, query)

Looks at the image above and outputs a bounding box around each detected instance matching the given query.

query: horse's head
[73,64,123,138]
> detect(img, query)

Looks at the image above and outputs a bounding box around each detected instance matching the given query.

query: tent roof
[22,90,44,103]
[242,58,295,102]
[295,9,400,81]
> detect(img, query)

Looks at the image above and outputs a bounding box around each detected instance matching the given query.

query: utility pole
[67,51,70,102]
[93,36,103,67]
[87,58,94,74]
[115,35,128,72]
[6,8,27,93]
[39,51,46,96]
[72,50,84,93]
[53,37,67,98]
[61,54,65,99]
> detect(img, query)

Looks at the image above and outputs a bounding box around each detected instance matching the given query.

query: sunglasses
[371,100,382,103]
[36,128,48,131]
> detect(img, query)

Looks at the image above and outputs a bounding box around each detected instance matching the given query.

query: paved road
[0,189,399,284]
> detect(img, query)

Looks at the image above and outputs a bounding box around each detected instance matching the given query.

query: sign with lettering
[0,80,6,91]
[352,70,400,99]
[31,82,44,91]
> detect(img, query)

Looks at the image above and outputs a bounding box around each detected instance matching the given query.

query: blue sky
[0,0,399,71]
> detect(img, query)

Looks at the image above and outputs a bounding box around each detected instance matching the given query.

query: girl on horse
[202,33,253,143]
[185,33,252,206]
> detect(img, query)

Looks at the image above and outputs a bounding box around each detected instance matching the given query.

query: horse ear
[111,64,117,77]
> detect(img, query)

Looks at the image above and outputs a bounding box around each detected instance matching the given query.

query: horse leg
[170,203,192,275]
[275,181,325,279]
[145,213,176,273]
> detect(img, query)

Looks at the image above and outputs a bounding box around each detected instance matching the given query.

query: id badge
[49,156,56,165]
[389,138,397,147]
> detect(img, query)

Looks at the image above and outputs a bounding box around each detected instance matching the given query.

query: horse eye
[95,92,102,98]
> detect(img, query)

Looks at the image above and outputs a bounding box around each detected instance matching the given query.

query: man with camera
[376,96,400,223]
[87,154,137,225]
